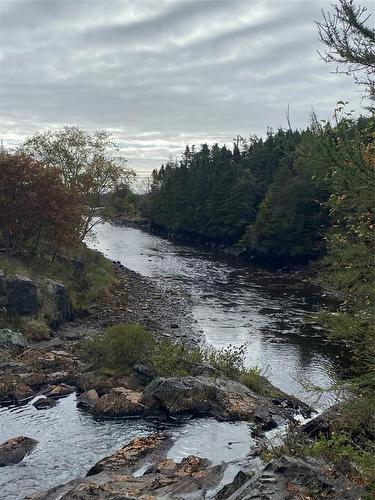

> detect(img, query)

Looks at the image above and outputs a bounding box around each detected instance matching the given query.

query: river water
[0,223,346,499]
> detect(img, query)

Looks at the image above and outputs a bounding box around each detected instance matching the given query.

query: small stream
[0,223,347,499]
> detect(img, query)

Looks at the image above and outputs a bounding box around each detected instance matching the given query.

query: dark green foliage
[80,323,155,373]
[146,128,330,261]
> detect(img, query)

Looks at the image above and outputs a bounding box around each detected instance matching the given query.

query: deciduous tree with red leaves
[0,153,84,258]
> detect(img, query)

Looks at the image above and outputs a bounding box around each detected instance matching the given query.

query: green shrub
[23,319,51,340]
[80,324,272,395]
[151,341,203,377]
[81,323,155,374]
[206,344,247,378]
[308,432,375,491]
[240,366,264,394]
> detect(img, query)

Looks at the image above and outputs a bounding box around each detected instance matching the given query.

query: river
[0,223,347,499]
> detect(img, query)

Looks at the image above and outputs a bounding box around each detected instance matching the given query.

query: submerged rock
[0,436,38,467]
[216,455,364,499]
[33,397,57,410]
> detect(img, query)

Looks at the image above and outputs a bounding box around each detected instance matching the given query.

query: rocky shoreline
[0,260,363,499]
[26,431,364,500]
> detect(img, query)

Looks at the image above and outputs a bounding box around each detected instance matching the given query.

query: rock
[0,329,27,353]
[0,436,38,466]
[6,275,39,316]
[0,269,6,296]
[45,370,78,386]
[77,389,99,409]
[87,433,168,475]
[76,372,118,396]
[140,376,283,428]
[43,383,75,398]
[19,372,47,388]
[33,397,57,409]
[20,349,78,372]
[181,360,219,377]
[302,404,343,439]
[216,455,364,499]
[170,323,179,329]
[93,387,143,418]
[132,363,156,385]
[33,434,224,499]
[39,278,73,328]
[0,375,34,403]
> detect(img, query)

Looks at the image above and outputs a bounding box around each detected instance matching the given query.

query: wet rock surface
[76,389,99,409]
[0,436,38,467]
[217,455,365,499]
[93,387,144,418]
[32,397,57,410]
[29,434,224,500]
[140,375,299,427]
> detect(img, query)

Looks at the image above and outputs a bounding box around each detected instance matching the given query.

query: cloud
[0,0,366,176]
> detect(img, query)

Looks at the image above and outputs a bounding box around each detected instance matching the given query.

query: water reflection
[92,223,346,409]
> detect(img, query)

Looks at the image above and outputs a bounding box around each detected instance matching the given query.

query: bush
[206,344,247,378]
[81,323,155,374]
[23,319,51,341]
[151,341,203,377]
[240,366,264,394]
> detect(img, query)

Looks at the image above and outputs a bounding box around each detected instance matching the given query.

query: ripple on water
[0,394,157,499]
[2,223,348,498]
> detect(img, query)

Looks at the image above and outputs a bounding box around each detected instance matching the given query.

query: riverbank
[0,224,369,498]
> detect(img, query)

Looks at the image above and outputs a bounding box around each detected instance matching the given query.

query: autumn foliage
[0,153,84,257]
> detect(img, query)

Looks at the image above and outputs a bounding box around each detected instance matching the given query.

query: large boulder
[0,329,27,353]
[93,387,143,417]
[140,376,284,428]
[87,433,168,476]
[216,455,364,499]
[0,436,38,466]
[39,278,73,328]
[6,275,38,315]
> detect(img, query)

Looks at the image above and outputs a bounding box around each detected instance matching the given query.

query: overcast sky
[0,0,366,179]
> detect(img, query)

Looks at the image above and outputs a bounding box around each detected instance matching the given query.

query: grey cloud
[0,0,366,177]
